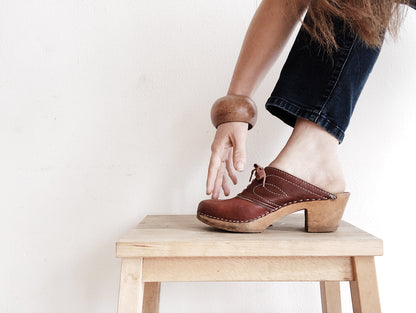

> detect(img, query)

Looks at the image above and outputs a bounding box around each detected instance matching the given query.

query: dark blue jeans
[266,2,415,143]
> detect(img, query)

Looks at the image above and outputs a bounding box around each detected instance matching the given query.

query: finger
[232,131,247,172]
[222,174,231,196]
[212,162,225,200]
[206,153,222,195]
[225,150,238,185]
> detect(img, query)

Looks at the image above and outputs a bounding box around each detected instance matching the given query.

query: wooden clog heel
[304,192,350,232]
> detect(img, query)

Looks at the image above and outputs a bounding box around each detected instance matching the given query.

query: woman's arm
[228,0,309,96]
[207,0,309,199]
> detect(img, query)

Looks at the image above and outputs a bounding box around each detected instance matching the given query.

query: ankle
[268,158,346,193]
[290,119,339,151]
[269,118,345,193]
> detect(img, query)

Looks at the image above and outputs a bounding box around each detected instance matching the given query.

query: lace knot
[249,163,266,187]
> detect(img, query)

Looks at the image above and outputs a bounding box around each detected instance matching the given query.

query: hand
[206,122,248,199]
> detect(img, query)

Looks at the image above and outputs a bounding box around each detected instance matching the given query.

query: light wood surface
[142,256,353,282]
[117,258,144,313]
[320,281,342,313]
[116,214,383,313]
[142,282,160,313]
[350,257,381,313]
[116,214,383,257]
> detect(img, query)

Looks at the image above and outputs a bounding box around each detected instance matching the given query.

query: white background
[1,1,415,312]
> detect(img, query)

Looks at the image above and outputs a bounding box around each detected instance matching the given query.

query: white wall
[1,1,415,312]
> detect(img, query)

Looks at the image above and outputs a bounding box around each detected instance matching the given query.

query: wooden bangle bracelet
[210,95,257,130]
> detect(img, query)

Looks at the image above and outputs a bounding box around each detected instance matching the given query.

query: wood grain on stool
[350,256,381,313]
[320,281,342,313]
[117,258,144,313]
[143,282,160,313]
[116,214,383,313]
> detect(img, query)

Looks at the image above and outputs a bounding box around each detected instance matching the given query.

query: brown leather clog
[197,164,350,233]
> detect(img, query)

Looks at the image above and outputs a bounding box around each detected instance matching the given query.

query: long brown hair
[300,0,410,51]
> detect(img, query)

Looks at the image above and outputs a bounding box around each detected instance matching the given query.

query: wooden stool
[116,214,383,313]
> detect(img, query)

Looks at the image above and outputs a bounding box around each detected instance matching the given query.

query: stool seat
[116,214,383,313]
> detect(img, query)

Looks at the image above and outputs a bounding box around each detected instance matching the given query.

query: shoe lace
[249,163,266,187]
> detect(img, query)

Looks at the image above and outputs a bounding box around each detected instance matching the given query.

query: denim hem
[265,96,345,143]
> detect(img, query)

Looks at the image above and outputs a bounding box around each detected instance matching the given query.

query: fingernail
[236,161,244,171]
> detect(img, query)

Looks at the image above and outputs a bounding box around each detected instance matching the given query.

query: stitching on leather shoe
[199,212,270,223]
[265,168,334,198]
[252,186,283,207]
[200,195,331,223]
[231,195,331,223]
[264,174,325,198]
[254,183,288,197]
[199,165,336,224]
[237,194,276,210]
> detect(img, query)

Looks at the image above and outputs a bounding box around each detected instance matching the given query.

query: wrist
[227,81,255,98]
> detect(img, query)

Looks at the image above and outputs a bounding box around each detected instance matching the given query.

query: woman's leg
[269,117,345,193]
[266,14,383,143]
[206,0,384,199]
[266,14,384,192]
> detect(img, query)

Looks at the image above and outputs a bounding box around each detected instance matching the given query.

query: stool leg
[117,258,144,313]
[349,256,381,313]
[320,281,342,313]
[143,282,161,313]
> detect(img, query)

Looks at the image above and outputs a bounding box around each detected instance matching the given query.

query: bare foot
[269,118,346,193]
